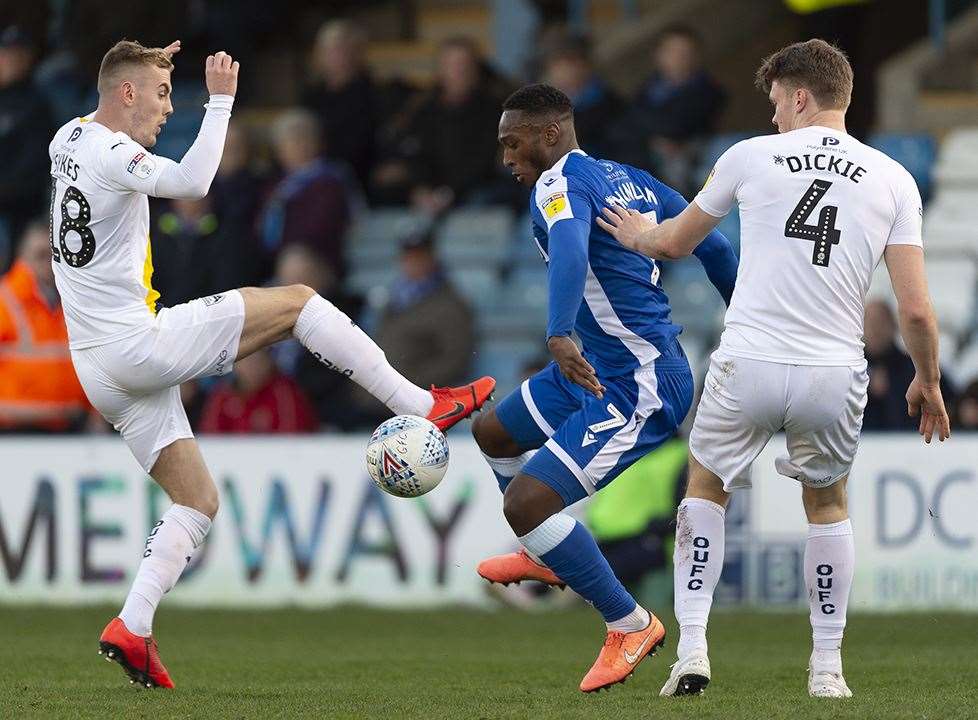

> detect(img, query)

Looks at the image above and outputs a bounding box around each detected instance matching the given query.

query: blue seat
[446,267,502,307]
[868,133,937,201]
[435,207,515,267]
[475,338,548,397]
[346,209,430,266]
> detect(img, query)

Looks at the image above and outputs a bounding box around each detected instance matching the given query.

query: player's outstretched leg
[237,286,493,432]
[100,440,216,689]
[663,457,729,697]
[803,482,854,699]
[503,474,664,692]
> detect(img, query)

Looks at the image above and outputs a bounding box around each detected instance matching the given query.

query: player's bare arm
[596,202,720,259]
[884,244,950,443]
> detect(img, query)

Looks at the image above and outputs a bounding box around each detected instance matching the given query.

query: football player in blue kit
[471,84,738,692]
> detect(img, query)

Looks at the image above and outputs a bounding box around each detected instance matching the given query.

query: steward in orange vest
[0,222,89,431]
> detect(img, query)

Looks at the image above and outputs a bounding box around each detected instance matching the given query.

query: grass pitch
[1,605,975,719]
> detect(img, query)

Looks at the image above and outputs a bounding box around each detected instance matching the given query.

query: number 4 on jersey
[784,180,841,267]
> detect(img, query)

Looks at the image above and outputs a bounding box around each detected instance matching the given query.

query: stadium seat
[925,256,978,336]
[446,267,502,307]
[661,258,726,339]
[346,209,430,266]
[868,133,937,201]
[153,84,208,160]
[932,128,978,187]
[435,207,515,267]
[695,133,755,184]
[475,337,547,397]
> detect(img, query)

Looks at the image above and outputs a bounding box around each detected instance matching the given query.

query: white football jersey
[694,125,923,366]
[49,116,165,349]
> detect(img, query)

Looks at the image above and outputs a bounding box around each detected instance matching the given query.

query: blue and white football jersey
[529,149,685,376]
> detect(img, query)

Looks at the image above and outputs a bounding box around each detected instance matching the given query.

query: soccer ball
[366,415,449,497]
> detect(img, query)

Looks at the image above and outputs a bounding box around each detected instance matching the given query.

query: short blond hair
[97,40,173,94]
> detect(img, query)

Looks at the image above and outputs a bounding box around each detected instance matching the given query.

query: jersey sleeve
[693,139,752,218]
[534,174,593,338]
[886,170,923,247]
[95,94,234,199]
[652,176,738,305]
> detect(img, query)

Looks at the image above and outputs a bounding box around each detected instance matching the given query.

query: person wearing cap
[370,230,476,411]
[0,26,55,257]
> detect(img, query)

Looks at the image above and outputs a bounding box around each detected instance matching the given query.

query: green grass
[0,605,975,719]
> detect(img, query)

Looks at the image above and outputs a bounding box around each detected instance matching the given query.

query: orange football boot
[427,376,496,432]
[477,548,565,588]
[579,612,666,693]
[98,617,175,689]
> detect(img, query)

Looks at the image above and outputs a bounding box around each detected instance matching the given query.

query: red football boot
[98,617,175,689]
[426,376,495,432]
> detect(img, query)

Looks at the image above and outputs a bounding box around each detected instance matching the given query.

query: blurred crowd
[1,10,976,437]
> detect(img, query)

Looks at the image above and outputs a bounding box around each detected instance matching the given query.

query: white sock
[118,504,211,637]
[806,519,853,673]
[607,604,651,633]
[293,294,433,416]
[673,498,725,659]
[481,450,536,480]
[518,512,575,557]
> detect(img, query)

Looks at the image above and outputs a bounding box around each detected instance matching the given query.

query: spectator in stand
[377,229,475,386]
[261,108,356,277]
[199,347,318,434]
[951,379,978,431]
[620,24,725,193]
[541,29,623,159]
[210,120,267,287]
[349,229,476,425]
[0,26,55,259]
[863,299,955,431]
[373,37,510,214]
[267,243,364,430]
[152,195,230,307]
[301,20,377,191]
[0,221,90,432]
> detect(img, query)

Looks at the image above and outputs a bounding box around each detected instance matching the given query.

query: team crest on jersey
[127,152,156,179]
[543,192,567,219]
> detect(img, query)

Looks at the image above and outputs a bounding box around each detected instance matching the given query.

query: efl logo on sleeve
[543,192,567,219]
[127,152,157,179]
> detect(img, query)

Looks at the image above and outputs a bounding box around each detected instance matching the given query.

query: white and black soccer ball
[366,415,449,497]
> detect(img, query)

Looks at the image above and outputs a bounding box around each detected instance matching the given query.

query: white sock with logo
[293,294,433,416]
[806,519,854,674]
[673,498,726,659]
[118,505,211,637]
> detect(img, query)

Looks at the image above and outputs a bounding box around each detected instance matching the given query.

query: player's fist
[205,51,239,97]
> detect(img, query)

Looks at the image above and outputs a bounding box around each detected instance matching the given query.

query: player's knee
[472,409,521,458]
[802,481,847,523]
[502,475,562,536]
[288,284,316,311]
[192,482,221,520]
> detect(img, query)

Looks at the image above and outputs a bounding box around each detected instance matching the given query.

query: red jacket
[199,373,318,433]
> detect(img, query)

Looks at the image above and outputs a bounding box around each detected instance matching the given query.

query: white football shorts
[71,291,245,472]
[688,350,869,490]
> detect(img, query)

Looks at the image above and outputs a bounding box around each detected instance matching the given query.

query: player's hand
[548,335,605,399]
[906,375,950,444]
[205,51,239,97]
[596,205,656,255]
[161,40,181,57]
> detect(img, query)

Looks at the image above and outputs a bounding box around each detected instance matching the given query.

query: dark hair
[502,83,573,118]
[755,39,853,110]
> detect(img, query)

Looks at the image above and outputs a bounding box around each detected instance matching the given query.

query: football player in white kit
[49,40,494,688]
[598,39,950,699]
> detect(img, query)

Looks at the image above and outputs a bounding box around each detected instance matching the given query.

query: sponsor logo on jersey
[203,294,224,306]
[543,192,567,219]
[68,127,82,143]
[543,176,557,186]
[822,136,840,146]
[127,152,157,179]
